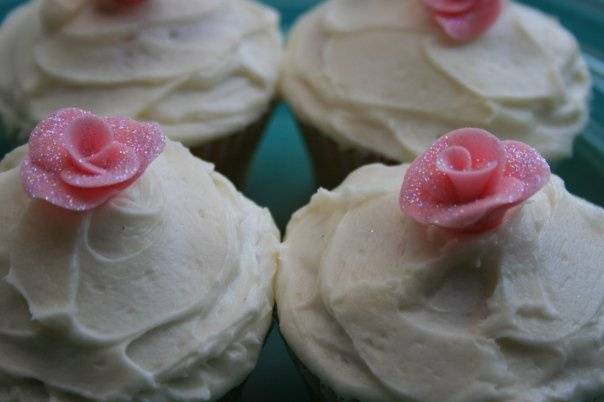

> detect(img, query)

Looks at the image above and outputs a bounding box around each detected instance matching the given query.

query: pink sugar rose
[400,128,550,233]
[21,108,165,211]
[423,0,503,42]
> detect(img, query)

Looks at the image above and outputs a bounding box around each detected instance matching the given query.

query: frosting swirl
[279,0,591,162]
[277,163,604,402]
[0,141,279,401]
[0,0,281,146]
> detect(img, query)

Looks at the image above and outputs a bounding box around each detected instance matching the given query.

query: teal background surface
[1,0,604,401]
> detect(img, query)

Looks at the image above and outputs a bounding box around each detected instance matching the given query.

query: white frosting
[0,141,279,402]
[280,0,591,161]
[277,163,604,402]
[0,0,281,146]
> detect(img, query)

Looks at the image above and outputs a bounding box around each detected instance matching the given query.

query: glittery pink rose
[400,128,550,233]
[423,0,503,42]
[21,108,165,211]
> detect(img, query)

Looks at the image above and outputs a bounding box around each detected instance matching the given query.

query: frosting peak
[20,108,165,211]
[400,128,550,232]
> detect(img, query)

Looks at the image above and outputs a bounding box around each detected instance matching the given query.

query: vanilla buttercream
[0,141,279,402]
[277,163,604,402]
[0,0,281,147]
[280,0,591,161]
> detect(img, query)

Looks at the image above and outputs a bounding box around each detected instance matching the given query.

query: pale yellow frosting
[0,0,281,146]
[277,163,604,402]
[0,141,280,402]
[280,0,591,161]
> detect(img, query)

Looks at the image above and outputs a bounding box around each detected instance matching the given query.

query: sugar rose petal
[28,108,91,172]
[423,0,503,42]
[63,115,116,175]
[105,118,165,163]
[423,0,477,13]
[400,128,550,233]
[60,142,140,188]
[21,108,165,211]
[21,158,120,211]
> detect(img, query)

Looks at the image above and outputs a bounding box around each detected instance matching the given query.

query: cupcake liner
[298,122,397,190]
[190,106,275,187]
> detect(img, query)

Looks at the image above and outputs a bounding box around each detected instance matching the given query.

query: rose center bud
[64,116,115,175]
[437,145,498,203]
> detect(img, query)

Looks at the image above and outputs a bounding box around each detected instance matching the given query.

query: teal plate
[1,1,604,401]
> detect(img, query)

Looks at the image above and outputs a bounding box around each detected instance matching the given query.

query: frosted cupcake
[280,0,591,188]
[277,128,604,402]
[0,0,282,183]
[0,108,279,401]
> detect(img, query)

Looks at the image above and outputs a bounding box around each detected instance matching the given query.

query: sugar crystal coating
[20,108,165,211]
[400,128,550,233]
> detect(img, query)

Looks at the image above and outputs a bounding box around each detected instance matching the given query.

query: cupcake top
[277,129,604,402]
[0,0,281,146]
[0,109,279,401]
[280,0,591,161]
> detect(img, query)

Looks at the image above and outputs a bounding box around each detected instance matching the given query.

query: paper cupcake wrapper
[190,106,275,187]
[298,122,397,190]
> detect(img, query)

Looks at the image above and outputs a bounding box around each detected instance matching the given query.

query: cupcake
[280,0,591,188]
[0,108,279,401]
[0,0,282,184]
[276,128,604,402]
